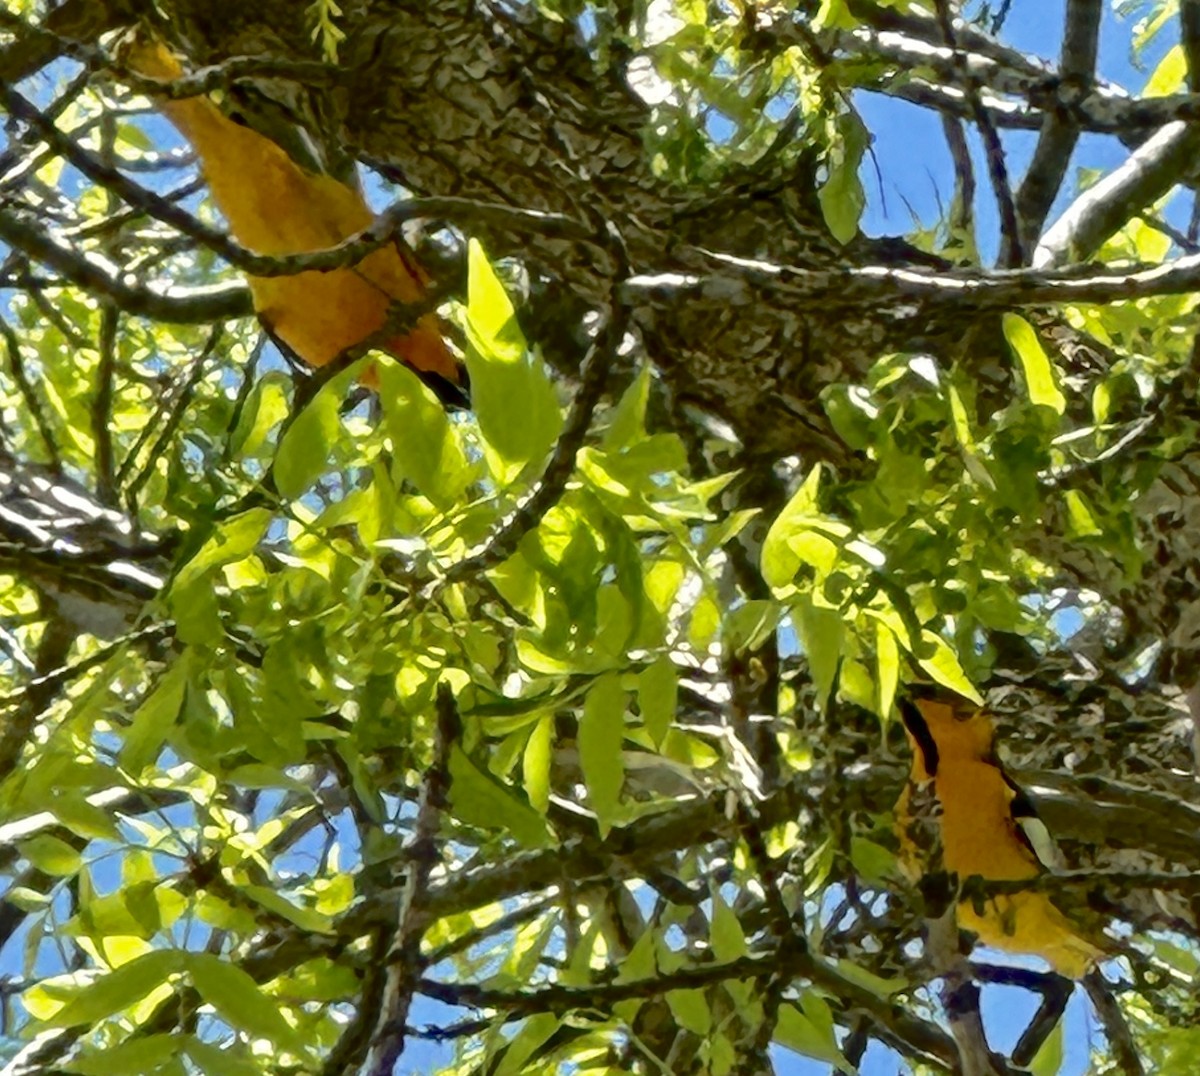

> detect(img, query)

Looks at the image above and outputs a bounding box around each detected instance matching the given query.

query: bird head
[899,688,994,777]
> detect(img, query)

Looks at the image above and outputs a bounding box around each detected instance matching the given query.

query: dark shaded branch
[1013,0,1102,260]
[942,114,976,245]
[0,0,126,87]
[362,684,462,1075]
[93,304,119,504]
[933,0,1020,266]
[7,83,595,279]
[1082,971,1145,1076]
[0,312,61,471]
[0,208,250,323]
[416,950,958,1069]
[122,325,224,511]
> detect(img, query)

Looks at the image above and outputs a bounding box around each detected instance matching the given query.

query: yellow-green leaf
[51,950,183,1028]
[1003,313,1065,415]
[579,673,626,835]
[523,714,553,815]
[188,953,309,1055]
[875,620,899,718]
[637,655,677,746]
[20,834,82,877]
[448,747,550,848]
[916,631,982,704]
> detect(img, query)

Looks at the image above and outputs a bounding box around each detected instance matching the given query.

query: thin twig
[0,206,251,324]
[122,325,224,512]
[1082,970,1145,1076]
[932,0,1021,267]
[942,113,976,248]
[0,311,61,472]
[6,87,594,280]
[360,683,462,1076]
[437,223,629,587]
[93,304,119,504]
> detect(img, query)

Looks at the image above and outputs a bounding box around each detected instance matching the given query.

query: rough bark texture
[68,0,994,460]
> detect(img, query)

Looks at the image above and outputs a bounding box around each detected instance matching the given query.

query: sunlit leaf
[448,747,551,847]
[638,655,677,746]
[20,834,82,877]
[51,950,183,1028]
[579,673,626,835]
[188,953,310,1055]
[1003,314,1065,415]
[465,239,561,483]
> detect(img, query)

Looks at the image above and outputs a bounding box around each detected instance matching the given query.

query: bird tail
[960,892,1103,979]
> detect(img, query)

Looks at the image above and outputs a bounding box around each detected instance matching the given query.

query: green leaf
[724,600,781,653]
[638,656,677,746]
[875,619,899,718]
[762,465,821,587]
[229,371,289,460]
[240,885,333,934]
[66,1034,180,1075]
[604,365,651,449]
[172,508,272,593]
[465,239,562,483]
[1064,489,1102,537]
[120,658,189,775]
[797,599,842,710]
[185,1038,263,1076]
[850,836,895,884]
[1003,314,1065,415]
[710,891,748,962]
[448,746,550,847]
[818,113,867,244]
[813,0,855,31]
[274,374,347,499]
[51,794,122,842]
[20,834,81,877]
[1029,1014,1065,1076]
[667,988,712,1035]
[377,358,470,508]
[51,950,183,1027]
[579,673,626,835]
[775,995,844,1067]
[1144,43,1186,96]
[915,630,982,704]
[188,953,310,1055]
[523,714,553,815]
[493,1013,560,1076]
[947,383,974,449]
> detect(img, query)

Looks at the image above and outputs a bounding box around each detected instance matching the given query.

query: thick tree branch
[1014,0,1102,260]
[1032,121,1200,268]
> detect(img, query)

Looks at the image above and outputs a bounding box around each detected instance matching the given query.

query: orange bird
[120,39,460,386]
[895,693,1102,978]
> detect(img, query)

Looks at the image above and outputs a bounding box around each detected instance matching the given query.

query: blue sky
[859,1,1175,261]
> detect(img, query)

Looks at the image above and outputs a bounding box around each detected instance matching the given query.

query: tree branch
[0,208,250,323]
[1013,0,1102,260]
[361,683,461,1075]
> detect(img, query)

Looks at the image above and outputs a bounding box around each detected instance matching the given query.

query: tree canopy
[0,1,1198,1074]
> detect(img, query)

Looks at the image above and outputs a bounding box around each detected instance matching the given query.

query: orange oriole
[895,693,1101,978]
[119,39,459,386]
